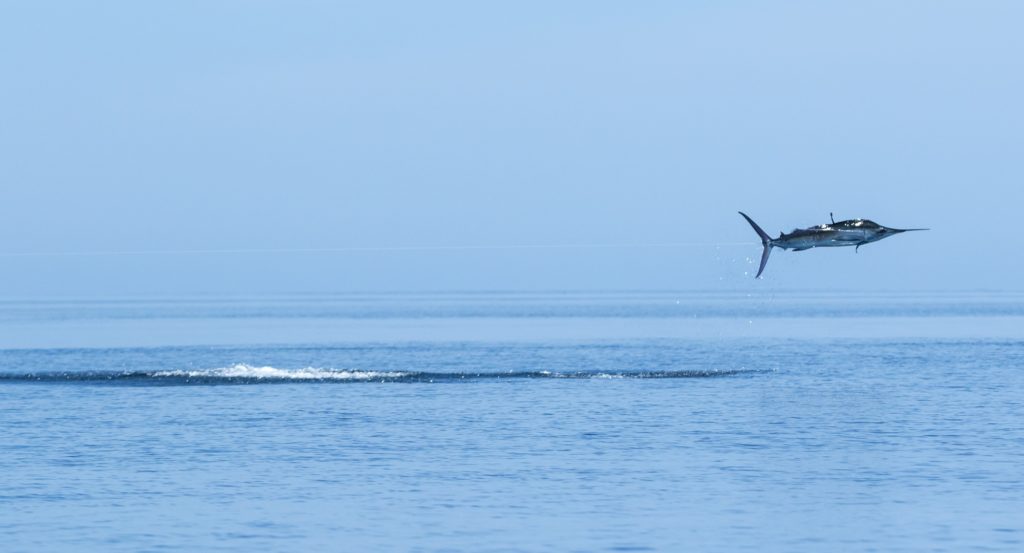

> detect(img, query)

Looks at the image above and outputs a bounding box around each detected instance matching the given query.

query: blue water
[2,292,1023,552]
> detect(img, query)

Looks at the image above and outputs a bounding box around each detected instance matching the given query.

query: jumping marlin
[738,212,928,278]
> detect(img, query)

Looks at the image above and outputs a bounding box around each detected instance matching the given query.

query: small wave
[153,364,407,381]
[0,364,762,385]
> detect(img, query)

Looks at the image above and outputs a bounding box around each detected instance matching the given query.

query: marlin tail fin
[738,211,773,278]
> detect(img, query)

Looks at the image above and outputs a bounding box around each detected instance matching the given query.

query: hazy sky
[2,1,1021,296]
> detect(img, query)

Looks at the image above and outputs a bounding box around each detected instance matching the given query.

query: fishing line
[0,242,756,258]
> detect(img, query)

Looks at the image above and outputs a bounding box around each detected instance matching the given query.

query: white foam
[153,364,407,380]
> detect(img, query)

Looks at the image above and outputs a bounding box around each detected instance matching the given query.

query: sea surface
[1,291,1023,552]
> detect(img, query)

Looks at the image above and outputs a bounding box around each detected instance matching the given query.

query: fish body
[738,212,927,278]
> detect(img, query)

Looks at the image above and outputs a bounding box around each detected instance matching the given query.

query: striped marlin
[739,212,928,278]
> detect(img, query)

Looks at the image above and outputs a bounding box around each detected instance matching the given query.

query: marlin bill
[739,212,928,278]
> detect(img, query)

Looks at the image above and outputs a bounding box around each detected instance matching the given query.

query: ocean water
[1,291,1023,552]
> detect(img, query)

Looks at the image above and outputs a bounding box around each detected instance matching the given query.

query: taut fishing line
[0,242,755,258]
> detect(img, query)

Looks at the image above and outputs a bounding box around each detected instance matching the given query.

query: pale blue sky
[1,1,1021,295]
